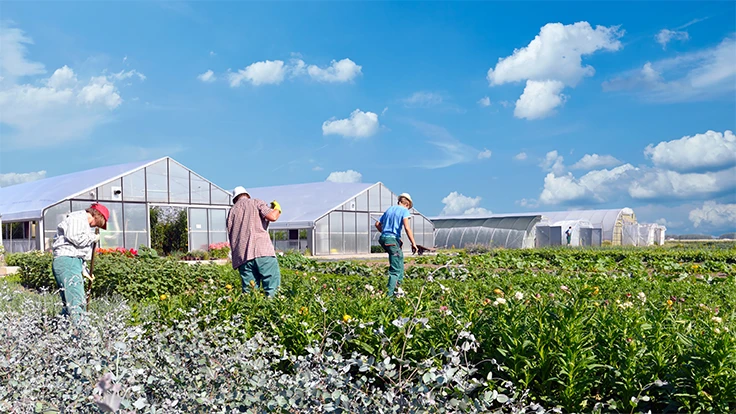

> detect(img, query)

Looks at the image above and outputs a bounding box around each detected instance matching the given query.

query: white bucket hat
[232,186,249,199]
[398,193,413,208]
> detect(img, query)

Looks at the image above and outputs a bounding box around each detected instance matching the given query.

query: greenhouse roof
[247,182,375,228]
[0,159,155,221]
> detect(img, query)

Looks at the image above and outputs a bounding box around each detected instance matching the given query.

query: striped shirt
[52,210,98,260]
[226,197,276,269]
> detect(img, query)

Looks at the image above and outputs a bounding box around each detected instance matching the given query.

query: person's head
[86,203,109,229]
[232,186,251,204]
[569,226,572,229]
[398,193,413,209]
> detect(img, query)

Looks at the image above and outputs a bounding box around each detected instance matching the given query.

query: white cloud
[487,22,622,119]
[689,201,736,228]
[409,121,481,169]
[0,27,142,149]
[539,150,565,175]
[209,51,216,57]
[197,69,216,83]
[312,166,324,171]
[305,58,362,83]
[440,191,492,216]
[628,167,736,200]
[403,91,444,108]
[571,154,622,170]
[487,22,623,87]
[322,109,379,139]
[603,36,736,102]
[644,130,736,173]
[228,60,286,87]
[78,76,122,109]
[539,164,636,204]
[381,107,388,116]
[499,100,512,108]
[514,80,566,119]
[514,152,528,161]
[326,170,362,183]
[0,170,47,187]
[477,96,491,107]
[47,66,77,89]
[478,149,492,159]
[0,26,46,81]
[656,29,689,49]
[111,69,146,81]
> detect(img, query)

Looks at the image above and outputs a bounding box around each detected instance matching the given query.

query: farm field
[2,245,735,413]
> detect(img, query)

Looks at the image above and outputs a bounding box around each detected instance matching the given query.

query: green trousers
[238,256,281,297]
[379,235,404,297]
[52,256,86,323]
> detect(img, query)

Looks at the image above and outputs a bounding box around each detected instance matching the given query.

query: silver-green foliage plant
[0,282,541,413]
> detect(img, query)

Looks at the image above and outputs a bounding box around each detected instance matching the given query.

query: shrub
[371,245,385,253]
[208,242,230,259]
[464,244,493,255]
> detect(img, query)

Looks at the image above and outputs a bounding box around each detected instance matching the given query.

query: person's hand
[94,233,101,243]
[411,244,418,255]
[270,200,282,213]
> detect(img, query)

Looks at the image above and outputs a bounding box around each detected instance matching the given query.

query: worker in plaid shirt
[226,186,282,297]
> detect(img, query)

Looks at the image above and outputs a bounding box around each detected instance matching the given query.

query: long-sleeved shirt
[52,210,98,260]
[226,198,276,269]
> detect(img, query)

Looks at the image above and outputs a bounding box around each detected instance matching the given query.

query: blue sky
[1,1,735,235]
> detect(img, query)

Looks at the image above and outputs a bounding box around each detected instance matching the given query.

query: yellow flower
[225,284,233,290]
[160,294,167,301]
[250,280,256,287]
[666,299,673,307]
[493,288,504,297]
[342,314,352,323]
[592,286,600,296]
[298,306,309,315]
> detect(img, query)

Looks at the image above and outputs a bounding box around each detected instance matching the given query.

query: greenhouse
[246,182,434,255]
[431,208,646,249]
[0,157,232,253]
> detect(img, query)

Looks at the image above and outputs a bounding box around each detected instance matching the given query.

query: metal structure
[0,157,232,253]
[247,182,434,255]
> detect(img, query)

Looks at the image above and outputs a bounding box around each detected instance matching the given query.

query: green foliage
[371,244,386,253]
[149,206,188,256]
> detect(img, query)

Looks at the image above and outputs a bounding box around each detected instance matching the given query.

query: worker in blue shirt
[375,193,418,297]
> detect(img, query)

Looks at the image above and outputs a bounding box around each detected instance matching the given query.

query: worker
[565,226,572,245]
[376,193,418,297]
[226,186,282,297]
[51,203,109,324]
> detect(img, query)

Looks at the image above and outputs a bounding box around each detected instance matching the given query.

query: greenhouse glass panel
[99,202,123,248]
[169,161,190,203]
[329,212,343,253]
[461,227,480,246]
[208,209,228,246]
[98,178,123,202]
[368,187,380,212]
[356,213,369,253]
[476,227,493,246]
[146,160,168,203]
[447,228,465,249]
[211,186,231,205]
[342,198,356,211]
[123,169,146,202]
[71,201,93,212]
[380,184,392,211]
[44,201,70,249]
[124,203,148,249]
[435,229,449,248]
[490,229,509,247]
[506,231,523,249]
[356,192,368,211]
[189,208,208,251]
[412,215,424,246]
[73,188,97,201]
[314,217,329,255]
[343,212,356,253]
[190,174,210,204]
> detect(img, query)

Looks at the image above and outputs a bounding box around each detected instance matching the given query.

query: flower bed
[3,247,735,412]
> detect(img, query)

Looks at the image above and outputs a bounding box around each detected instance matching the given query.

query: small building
[246,181,434,255]
[0,157,232,253]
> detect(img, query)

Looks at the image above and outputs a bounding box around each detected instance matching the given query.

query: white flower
[365,284,375,293]
[638,292,646,303]
[514,292,524,301]
[426,275,434,283]
[493,297,507,306]
[712,316,723,324]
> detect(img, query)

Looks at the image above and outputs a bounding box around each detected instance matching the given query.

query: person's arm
[402,217,418,253]
[375,220,383,233]
[264,209,281,222]
[61,214,98,248]
[256,199,280,222]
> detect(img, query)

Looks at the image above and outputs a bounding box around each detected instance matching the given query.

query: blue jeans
[379,235,404,296]
[238,256,281,297]
[52,256,86,324]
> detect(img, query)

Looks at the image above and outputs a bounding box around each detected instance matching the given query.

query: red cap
[90,203,109,229]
